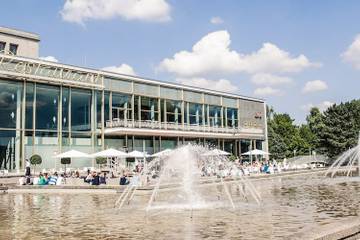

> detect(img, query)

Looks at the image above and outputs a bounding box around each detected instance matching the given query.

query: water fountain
[115,144,261,211]
[325,133,360,178]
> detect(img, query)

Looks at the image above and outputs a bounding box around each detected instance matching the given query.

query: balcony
[105,119,263,135]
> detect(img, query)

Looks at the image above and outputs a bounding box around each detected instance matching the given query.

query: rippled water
[1,173,360,239]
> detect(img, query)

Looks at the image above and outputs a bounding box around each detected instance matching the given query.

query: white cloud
[251,73,292,86]
[342,34,360,69]
[61,0,171,25]
[302,80,328,93]
[301,101,333,112]
[176,77,238,93]
[159,30,320,77]
[254,87,283,97]
[39,56,58,62]
[210,17,224,25]
[102,64,136,75]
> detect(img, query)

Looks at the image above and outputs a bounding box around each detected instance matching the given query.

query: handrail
[105,119,263,134]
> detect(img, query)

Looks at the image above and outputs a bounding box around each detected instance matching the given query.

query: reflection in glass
[0,80,22,129]
[0,130,18,170]
[71,89,91,131]
[140,96,158,121]
[36,84,59,130]
[188,103,202,125]
[227,108,238,128]
[165,100,182,124]
[25,83,34,130]
[112,93,132,121]
[208,105,222,127]
[62,87,69,131]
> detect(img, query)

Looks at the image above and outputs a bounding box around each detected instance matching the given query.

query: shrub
[61,157,71,165]
[96,157,107,165]
[228,155,237,162]
[30,154,42,165]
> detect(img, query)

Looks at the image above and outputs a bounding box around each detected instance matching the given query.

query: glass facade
[0,62,266,170]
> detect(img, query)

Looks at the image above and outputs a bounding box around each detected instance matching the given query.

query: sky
[1,0,360,123]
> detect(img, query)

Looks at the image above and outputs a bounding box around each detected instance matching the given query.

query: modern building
[0,26,268,171]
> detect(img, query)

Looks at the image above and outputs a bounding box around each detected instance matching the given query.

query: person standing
[25,159,31,184]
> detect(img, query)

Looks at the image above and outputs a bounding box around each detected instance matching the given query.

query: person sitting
[48,172,58,185]
[56,174,64,185]
[84,172,93,184]
[43,172,50,184]
[91,172,100,186]
[99,172,106,185]
[119,174,129,185]
[38,173,47,185]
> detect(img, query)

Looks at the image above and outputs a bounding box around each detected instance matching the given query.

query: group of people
[200,160,283,178]
[84,170,107,185]
[19,171,65,186]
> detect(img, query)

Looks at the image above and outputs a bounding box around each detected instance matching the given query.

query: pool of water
[1,173,360,239]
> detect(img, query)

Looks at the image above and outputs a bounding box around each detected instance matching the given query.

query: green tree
[320,100,360,157]
[306,107,325,153]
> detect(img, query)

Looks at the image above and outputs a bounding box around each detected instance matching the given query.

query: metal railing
[104,119,263,134]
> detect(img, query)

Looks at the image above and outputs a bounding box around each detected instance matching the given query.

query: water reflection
[1,174,360,239]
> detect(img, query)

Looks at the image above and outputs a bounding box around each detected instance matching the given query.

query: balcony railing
[105,119,263,134]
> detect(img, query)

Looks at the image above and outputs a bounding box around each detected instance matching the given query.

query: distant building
[0,26,40,58]
[0,27,268,171]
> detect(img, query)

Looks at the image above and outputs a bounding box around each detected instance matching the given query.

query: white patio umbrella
[127,150,150,158]
[92,148,128,175]
[242,149,270,165]
[54,150,91,159]
[127,150,150,170]
[202,149,231,156]
[92,148,127,158]
[151,149,173,157]
[53,150,92,173]
[241,149,270,155]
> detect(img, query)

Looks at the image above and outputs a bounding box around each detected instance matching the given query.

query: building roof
[0,47,265,103]
[0,26,40,42]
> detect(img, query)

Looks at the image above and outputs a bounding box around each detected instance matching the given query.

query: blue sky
[1,0,360,123]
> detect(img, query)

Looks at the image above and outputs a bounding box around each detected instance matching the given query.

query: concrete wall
[0,27,39,58]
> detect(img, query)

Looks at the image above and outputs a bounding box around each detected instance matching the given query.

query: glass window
[144,137,153,154]
[104,91,110,122]
[161,137,177,150]
[188,102,202,125]
[25,83,34,130]
[208,105,222,127]
[62,87,70,131]
[71,89,91,131]
[140,96,158,121]
[224,140,235,155]
[0,130,18,170]
[0,42,5,53]
[133,137,143,152]
[0,80,23,129]
[96,91,102,128]
[165,100,182,124]
[227,108,238,128]
[36,84,59,130]
[9,44,18,55]
[112,92,132,121]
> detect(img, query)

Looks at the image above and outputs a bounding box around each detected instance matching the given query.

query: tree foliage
[268,99,360,160]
